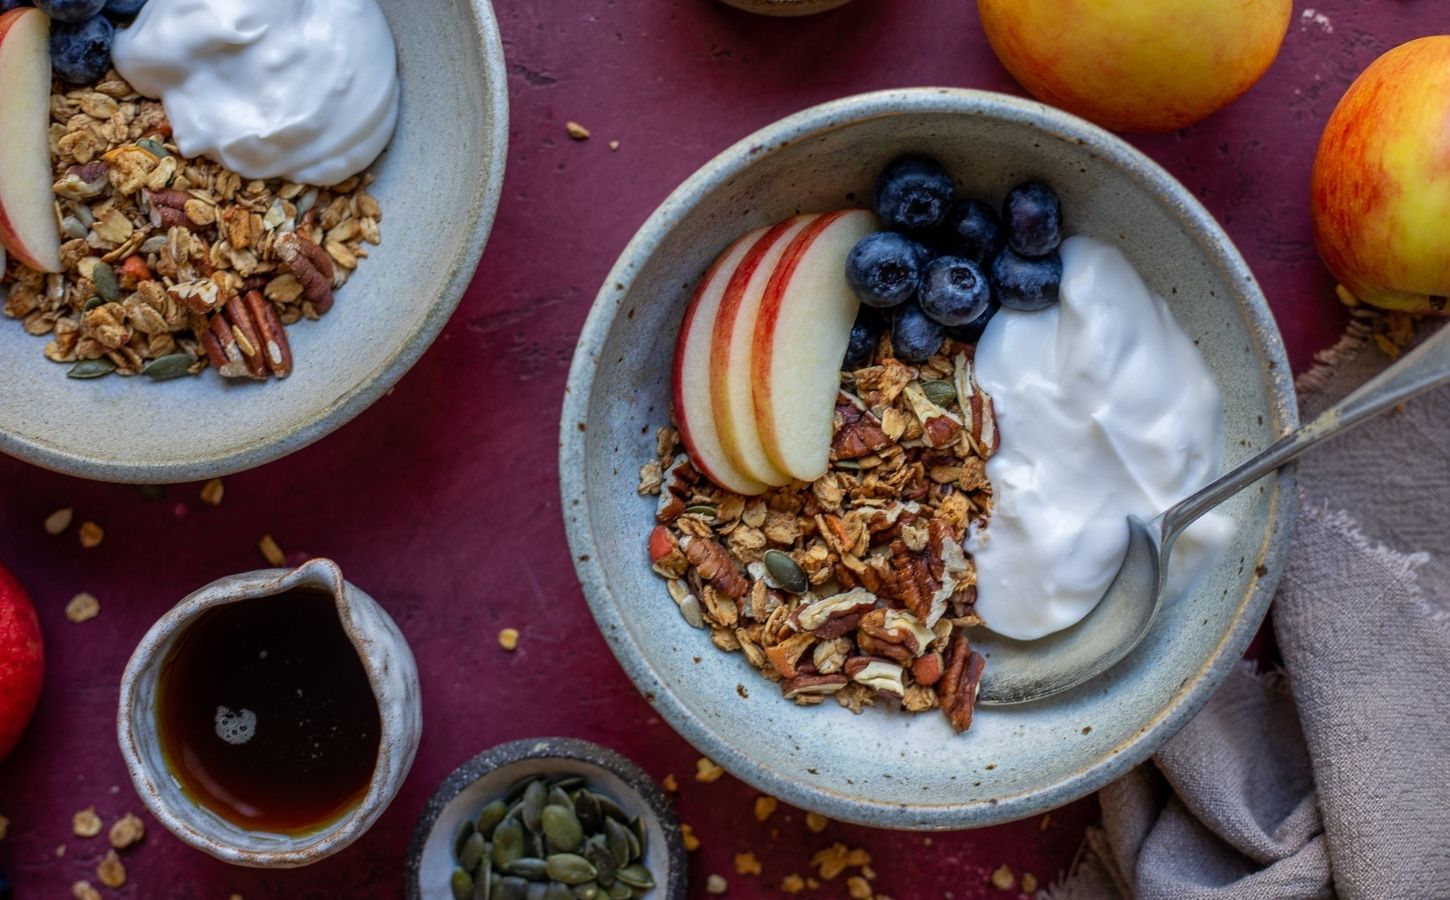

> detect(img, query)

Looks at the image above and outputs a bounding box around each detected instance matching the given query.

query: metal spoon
[973,321,1450,706]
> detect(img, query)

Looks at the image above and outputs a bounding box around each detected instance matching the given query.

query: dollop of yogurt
[967,236,1234,641]
[112,0,400,187]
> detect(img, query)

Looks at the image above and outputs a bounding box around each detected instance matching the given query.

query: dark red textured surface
[0,2,1434,897]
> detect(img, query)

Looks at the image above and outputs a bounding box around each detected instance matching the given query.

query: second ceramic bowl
[560,88,1298,829]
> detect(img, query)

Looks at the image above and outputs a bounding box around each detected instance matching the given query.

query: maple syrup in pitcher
[156,587,381,834]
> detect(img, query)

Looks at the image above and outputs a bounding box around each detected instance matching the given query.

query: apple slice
[0,9,61,274]
[753,209,877,482]
[710,214,818,487]
[673,227,772,496]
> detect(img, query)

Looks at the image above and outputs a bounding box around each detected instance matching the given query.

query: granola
[1,72,382,382]
[641,336,994,732]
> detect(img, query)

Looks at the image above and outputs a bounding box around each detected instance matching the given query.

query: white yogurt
[113,0,400,187]
[967,236,1234,641]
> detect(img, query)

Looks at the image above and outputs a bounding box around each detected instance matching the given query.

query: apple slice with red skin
[0,561,43,763]
[753,209,877,482]
[0,9,62,273]
[673,227,772,495]
[710,214,818,487]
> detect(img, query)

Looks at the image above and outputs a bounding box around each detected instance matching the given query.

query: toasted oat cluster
[641,339,997,732]
[1,72,381,381]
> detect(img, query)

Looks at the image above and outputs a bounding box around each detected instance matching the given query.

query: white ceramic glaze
[116,558,421,867]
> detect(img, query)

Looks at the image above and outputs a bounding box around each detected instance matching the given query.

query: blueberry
[49,14,112,84]
[1003,181,1062,258]
[919,256,992,327]
[843,306,885,369]
[890,301,944,363]
[947,296,1000,344]
[845,231,921,309]
[874,154,954,234]
[103,0,145,15]
[991,248,1062,311]
[35,0,104,22]
[936,199,1002,264]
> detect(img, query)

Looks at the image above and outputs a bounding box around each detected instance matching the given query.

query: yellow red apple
[0,561,44,763]
[977,0,1292,134]
[0,8,63,273]
[1310,36,1450,314]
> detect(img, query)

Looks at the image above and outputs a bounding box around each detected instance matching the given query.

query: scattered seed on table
[96,849,126,888]
[734,851,762,876]
[200,478,225,506]
[661,773,678,792]
[498,628,519,651]
[71,882,101,900]
[1021,872,1039,893]
[72,807,102,837]
[695,757,724,783]
[805,811,828,833]
[705,873,728,894]
[680,822,699,852]
[258,535,285,566]
[609,140,619,151]
[78,521,103,549]
[1040,813,1052,831]
[109,813,145,849]
[66,593,100,624]
[753,796,777,822]
[45,508,73,535]
[989,864,1015,891]
[566,121,591,140]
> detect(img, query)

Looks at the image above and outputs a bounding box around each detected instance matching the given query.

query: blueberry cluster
[0,0,149,84]
[843,154,1065,365]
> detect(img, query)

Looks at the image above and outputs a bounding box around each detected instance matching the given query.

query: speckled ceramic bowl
[405,738,687,899]
[117,558,421,867]
[0,0,507,483]
[560,89,1298,829]
[719,0,853,15]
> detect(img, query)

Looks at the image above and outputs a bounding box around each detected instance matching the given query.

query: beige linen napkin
[1049,335,1450,900]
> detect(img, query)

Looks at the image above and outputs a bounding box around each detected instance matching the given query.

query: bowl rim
[403,737,688,899]
[0,0,510,484]
[559,87,1299,829]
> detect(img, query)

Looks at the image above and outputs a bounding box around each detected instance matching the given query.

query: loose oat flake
[78,521,104,548]
[680,822,699,852]
[72,807,102,837]
[96,849,126,888]
[109,812,145,849]
[71,882,101,900]
[45,508,74,535]
[66,592,100,624]
[754,795,778,822]
[694,757,725,783]
[847,875,874,900]
[705,874,728,895]
[258,534,285,566]
[565,121,591,141]
[805,811,829,833]
[497,628,519,652]
[200,478,225,506]
[989,863,1015,891]
[734,851,763,876]
[661,773,678,792]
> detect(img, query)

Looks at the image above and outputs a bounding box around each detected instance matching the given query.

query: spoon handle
[1162,321,1450,539]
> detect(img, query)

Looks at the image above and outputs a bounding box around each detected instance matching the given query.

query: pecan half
[169,279,221,314]
[146,189,192,230]
[859,608,935,657]
[243,290,292,377]
[954,351,1000,457]
[223,294,268,378]
[912,650,945,686]
[844,657,906,697]
[793,588,876,633]
[781,672,848,700]
[939,633,986,732]
[680,535,748,598]
[831,392,892,460]
[655,455,695,522]
[53,161,109,200]
[203,312,256,379]
[276,232,335,313]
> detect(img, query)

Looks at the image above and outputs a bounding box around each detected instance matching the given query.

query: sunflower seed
[522,780,548,833]
[923,379,957,407]
[142,353,197,381]
[545,854,598,885]
[493,818,525,868]
[542,805,583,853]
[614,865,655,890]
[764,549,809,594]
[603,818,632,868]
[452,867,475,900]
[477,800,509,839]
[67,358,116,379]
[460,832,487,873]
[504,857,548,881]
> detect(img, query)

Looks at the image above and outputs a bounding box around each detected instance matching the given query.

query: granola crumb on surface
[695,756,725,783]
[0,814,8,841]
[780,873,806,894]
[804,811,829,833]
[989,863,1015,891]
[565,121,591,141]
[45,508,74,535]
[258,534,285,566]
[1021,872,1039,893]
[754,795,778,821]
[734,851,762,876]
[66,592,101,624]
[846,874,874,899]
[705,873,728,894]
[96,849,127,888]
[199,478,225,506]
[78,521,104,549]
[72,807,102,837]
[661,772,678,792]
[71,882,101,900]
[497,628,519,652]
[680,822,699,852]
[108,813,145,849]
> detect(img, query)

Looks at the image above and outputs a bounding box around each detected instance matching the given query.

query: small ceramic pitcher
[117,558,421,868]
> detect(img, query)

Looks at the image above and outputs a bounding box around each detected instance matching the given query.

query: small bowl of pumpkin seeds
[406,738,686,900]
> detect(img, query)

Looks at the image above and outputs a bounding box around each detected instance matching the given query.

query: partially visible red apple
[0,562,43,764]
[977,0,1292,134]
[0,8,63,273]
[1311,36,1450,314]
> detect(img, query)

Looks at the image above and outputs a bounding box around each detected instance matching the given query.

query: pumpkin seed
[683,504,716,519]
[595,793,628,825]
[572,884,601,900]
[91,260,119,301]
[142,353,197,381]
[473,856,494,900]
[554,777,586,792]
[495,877,529,900]
[451,867,475,900]
[477,800,510,839]
[543,885,573,900]
[545,854,597,885]
[524,829,545,859]
[834,459,862,470]
[923,379,957,407]
[614,865,655,891]
[606,883,632,900]
[602,818,632,868]
[573,790,602,834]
[67,357,116,379]
[763,549,809,594]
[583,836,616,888]
[459,832,487,873]
[547,786,574,812]
[492,818,525,868]
[488,874,505,900]
[83,295,106,311]
[623,827,640,864]
[522,779,548,833]
[136,138,170,158]
[630,818,647,859]
[525,885,548,900]
[542,804,583,853]
[504,858,548,881]
[505,777,538,805]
